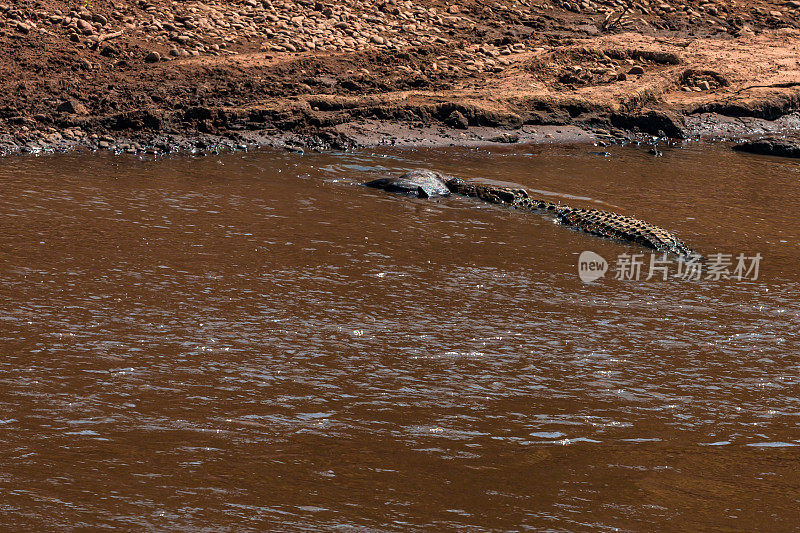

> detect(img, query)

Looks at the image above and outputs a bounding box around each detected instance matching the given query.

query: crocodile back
[446,180,560,211]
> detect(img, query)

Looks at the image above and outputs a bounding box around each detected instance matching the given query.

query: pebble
[56,99,89,115]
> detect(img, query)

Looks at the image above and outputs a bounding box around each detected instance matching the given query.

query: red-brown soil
[2,0,800,153]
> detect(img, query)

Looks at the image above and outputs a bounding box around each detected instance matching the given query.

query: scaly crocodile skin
[445,177,697,258]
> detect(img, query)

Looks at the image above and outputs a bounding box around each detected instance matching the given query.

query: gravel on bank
[2,0,800,155]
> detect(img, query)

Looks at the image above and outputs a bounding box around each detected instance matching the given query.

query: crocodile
[365,170,698,258]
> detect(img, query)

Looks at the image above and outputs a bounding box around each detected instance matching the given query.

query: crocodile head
[364,169,452,198]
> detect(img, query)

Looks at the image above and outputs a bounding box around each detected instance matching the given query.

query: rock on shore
[733,137,800,158]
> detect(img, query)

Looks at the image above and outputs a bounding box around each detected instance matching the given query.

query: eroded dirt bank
[2,0,800,155]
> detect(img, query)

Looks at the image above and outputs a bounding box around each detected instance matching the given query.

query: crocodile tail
[555,207,697,258]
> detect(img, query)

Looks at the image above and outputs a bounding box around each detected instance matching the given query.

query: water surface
[1,143,799,530]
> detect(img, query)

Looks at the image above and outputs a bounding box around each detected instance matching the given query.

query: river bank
[2,0,800,156]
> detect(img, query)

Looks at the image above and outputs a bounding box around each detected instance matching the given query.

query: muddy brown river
[1,143,799,531]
